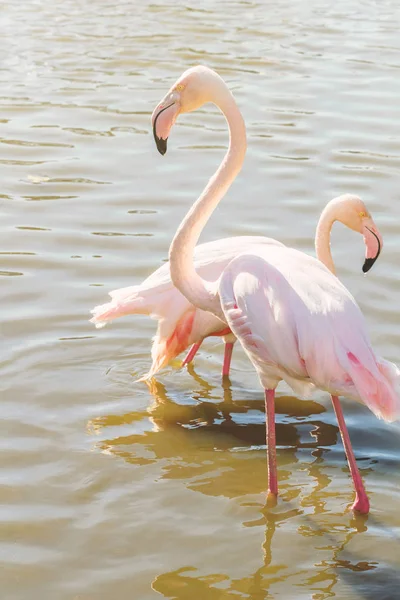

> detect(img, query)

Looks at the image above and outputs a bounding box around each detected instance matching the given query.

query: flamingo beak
[151,100,181,156]
[362,220,383,273]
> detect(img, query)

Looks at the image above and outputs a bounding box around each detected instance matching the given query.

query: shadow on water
[88,370,400,599]
[89,374,327,497]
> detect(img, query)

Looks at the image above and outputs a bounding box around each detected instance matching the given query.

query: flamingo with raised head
[151,65,399,514]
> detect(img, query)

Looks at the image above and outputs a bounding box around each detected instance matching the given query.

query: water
[2,0,400,598]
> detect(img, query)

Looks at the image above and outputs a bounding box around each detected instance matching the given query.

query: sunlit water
[2,0,400,598]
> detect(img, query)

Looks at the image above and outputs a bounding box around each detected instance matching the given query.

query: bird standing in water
[151,65,399,514]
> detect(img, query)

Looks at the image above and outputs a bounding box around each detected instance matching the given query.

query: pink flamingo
[90,197,381,380]
[90,236,282,379]
[152,65,399,513]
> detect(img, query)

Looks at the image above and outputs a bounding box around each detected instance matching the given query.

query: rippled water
[2,0,400,598]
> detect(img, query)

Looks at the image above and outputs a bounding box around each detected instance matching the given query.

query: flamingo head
[334,195,383,273]
[151,66,221,155]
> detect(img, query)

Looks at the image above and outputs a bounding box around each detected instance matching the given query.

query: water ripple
[1,0,400,599]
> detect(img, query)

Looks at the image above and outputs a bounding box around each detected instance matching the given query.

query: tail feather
[137,337,171,382]
[138,310,196,381]
[89,285,149,328]
[341,351,400,422]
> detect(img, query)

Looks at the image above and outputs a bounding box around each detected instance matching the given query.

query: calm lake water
[2,0,400,598]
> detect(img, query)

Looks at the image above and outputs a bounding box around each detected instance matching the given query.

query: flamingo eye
[175,84,185,92]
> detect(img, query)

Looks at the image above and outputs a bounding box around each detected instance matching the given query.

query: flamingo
[151,65,399,514]
[90,236,281,378]
[90,197,381,380]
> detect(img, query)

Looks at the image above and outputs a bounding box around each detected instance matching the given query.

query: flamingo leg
[265,389,278,496]
[182,342,201,366]
[330,395,370,514]
[222,342,234,377]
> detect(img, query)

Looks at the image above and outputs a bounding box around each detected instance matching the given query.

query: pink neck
[315,204,336,275]
[169,82,247,315]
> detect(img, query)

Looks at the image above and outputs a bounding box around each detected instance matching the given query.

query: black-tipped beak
[152,102,174,156]
[155,136,167,156]
[362,257,376,273]
[362,227,381,273]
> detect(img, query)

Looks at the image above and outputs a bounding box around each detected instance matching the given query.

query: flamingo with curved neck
[181,193,382,372]
[151,67,381,311]
[91,69,383,385]
[90,193,382,380]
[151,65,399,514]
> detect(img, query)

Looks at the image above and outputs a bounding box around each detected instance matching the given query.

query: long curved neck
[315,206,336,275]
[169,83,247,315]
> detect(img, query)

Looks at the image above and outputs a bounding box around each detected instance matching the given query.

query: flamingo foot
[351,492,370,515]
[331,395,370,515]
[182,342,201,367]
[265,389,278,496]
[222,342,234,378]
[266,491,278,509]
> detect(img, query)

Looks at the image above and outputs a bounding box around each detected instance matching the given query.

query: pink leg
[331,395,370,514]
[265,389,278,496]
[182,342,201,367]
[222,342,234,377]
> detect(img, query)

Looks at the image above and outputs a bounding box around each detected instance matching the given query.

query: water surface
[2,0,400,598]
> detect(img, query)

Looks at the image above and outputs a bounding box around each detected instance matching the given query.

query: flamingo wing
[218,246,400,421]
[91,236,282,376]
[218,249,316,397]
[90,235,282,327]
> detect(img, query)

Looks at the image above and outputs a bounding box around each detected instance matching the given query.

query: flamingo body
[150,65,398,512]
[90,236,283,377]
[218,244,400,422]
